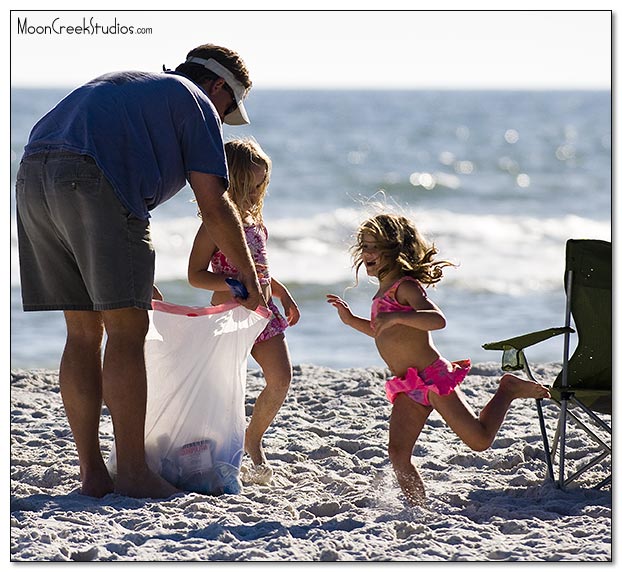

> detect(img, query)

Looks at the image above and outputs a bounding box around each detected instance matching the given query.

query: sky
[8,9,612,90]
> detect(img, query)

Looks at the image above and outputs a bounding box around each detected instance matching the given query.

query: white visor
[186,56,250,125]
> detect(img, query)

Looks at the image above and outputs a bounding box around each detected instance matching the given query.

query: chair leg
[536,398,554,481]
[565,450,610,486]
[568,396,612,436]
[564,401,611,453]
[596,475,612,489]
[542,397,611,490]
[558,398,569,489]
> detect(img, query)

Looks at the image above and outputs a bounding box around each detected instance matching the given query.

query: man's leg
[101,307,179,498]
[60,310,113,498]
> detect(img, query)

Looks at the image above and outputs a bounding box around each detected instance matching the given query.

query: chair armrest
[482,326,574,352]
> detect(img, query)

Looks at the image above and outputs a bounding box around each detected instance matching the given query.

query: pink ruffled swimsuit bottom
[385,357,471,407]
[255,299,289,344]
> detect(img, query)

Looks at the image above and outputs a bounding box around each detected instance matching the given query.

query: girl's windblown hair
[352,213,455,285]
[197,137,271,225]
[224,138,271,226]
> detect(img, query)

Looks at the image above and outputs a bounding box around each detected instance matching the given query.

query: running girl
[327,213,549,506]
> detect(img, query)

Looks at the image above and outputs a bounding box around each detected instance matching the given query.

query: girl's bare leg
[388,394,432,506]
[247,334,292,467]
[429,373,550,451]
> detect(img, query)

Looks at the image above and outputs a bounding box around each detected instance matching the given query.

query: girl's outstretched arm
[326,294,374,337]
[271,278,300,326]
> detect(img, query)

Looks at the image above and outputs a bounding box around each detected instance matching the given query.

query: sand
[10,363,611,562]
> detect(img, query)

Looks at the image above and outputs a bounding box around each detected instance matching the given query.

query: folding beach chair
[482,239,611,490]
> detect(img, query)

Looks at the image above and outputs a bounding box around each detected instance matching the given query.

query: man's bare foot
[80,466,115,498]
[499,373,551,399]
[114,467,181,499]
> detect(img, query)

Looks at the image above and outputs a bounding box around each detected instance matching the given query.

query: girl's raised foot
[499,373,551,399]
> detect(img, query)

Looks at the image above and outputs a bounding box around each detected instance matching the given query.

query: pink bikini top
[371,276,427,326]
[211,223,271,285]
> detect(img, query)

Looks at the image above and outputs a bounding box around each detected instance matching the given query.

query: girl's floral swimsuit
[371,276,471,407]
[211,223,288,344]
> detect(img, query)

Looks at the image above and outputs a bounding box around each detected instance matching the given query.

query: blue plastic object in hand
[225,278,249,300]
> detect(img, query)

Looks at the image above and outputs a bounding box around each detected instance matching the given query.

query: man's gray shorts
[16,150,155,312]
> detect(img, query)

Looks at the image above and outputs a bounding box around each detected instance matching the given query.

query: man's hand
[237,275,266,311]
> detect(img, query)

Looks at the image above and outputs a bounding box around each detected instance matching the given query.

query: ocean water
[10,88,611,370]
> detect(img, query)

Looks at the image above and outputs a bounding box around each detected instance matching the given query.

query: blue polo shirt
[24,71,228,219]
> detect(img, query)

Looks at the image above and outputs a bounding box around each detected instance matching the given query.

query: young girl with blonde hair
[327,213,549,506]
[189,138,299,484]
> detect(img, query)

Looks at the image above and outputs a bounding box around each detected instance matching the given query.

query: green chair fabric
[557,239,612,414]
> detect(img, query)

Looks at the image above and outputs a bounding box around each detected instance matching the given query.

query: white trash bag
[107,300,270,495]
